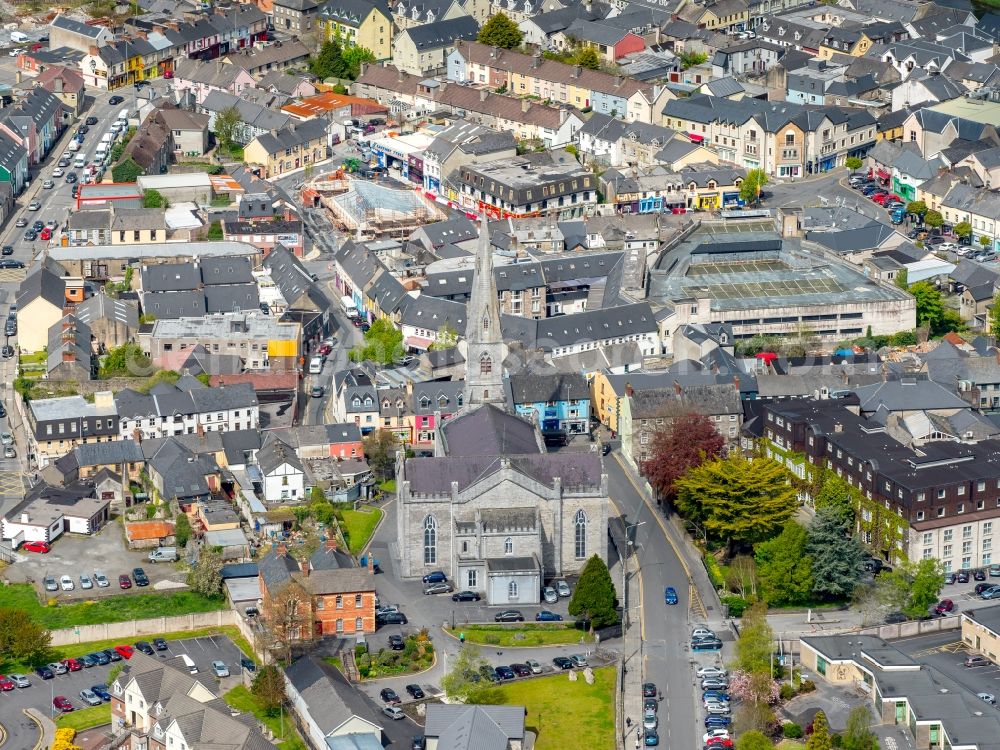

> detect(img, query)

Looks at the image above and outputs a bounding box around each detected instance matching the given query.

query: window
[986,522,993,535]
[574,509,587,559]
[335,595,342,608]
[964,525,973,539]
[355,594,362,607]
[479,353,492,375]
[944,530,953,542]
[508,580,518,598]
[504,537,513,554]
[462,540,469,554]
[467,570,478,587]
[423,515,437,564]
[355,617,363,631]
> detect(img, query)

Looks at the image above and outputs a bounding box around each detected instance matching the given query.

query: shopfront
[408,154,424,187]
[722,192,744,208]
[697,193,720,210]
[891,176,916,202]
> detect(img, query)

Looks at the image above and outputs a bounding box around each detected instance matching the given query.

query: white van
[100,132,113,145]
[95,143,108,159]
[308,356,324,375]
[178,654,198,674]
[9,31,28,43]
[67,140,81,153]
[74,155,86,169]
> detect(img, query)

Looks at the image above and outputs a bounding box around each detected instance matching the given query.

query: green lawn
[56,704,111,731]
[0,583,226,630]
[445,624,594,648]
[378,479,396,493]
[340,508,383,554]
[19,351,46,365]
[224,685,307,750]
[493,666,615,750]
[323,655,343,672]
[4,625,254,673]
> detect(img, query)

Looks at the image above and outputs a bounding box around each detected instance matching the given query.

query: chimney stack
[522,97,530,112]
[367,553,375,572]
[276,542,288,557]
[733,375,740,391]
[324,538,337,552]
[480,88,489,101]
[625,382,634,397]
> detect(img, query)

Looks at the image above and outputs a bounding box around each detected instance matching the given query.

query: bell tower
[461,216,507,407]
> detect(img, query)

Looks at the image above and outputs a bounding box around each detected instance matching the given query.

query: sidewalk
[24,707,55,750]
[621,548,644,750]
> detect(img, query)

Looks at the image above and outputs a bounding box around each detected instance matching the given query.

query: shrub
[355,643,367,657]
[722,595,748,617]
[783,722,803,738]
[832,733,843,747]
[483,633,501,645]
[800,679,816,693]
[703,552,726,589]
[779,684,796,702]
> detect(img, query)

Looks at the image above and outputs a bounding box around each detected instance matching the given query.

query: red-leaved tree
[641,411,725,502]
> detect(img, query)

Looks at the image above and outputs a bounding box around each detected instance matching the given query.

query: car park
[535,610,563,621]
[382,705,405,720]
[133,567,149,586]
[22,540,50,553]
[79,688,102,706]
[451,590,480,602]
[380,688,401,704]
[423,581,453,595]
[495,610,524,622]
[556,580,571,597]
[211,660,229,677]
[94,572,110,587]
[80,574,93,589]
[406,683,425,699]
[495,665,516,680]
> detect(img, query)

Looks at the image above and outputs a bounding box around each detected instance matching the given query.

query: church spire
[463,215,506,407]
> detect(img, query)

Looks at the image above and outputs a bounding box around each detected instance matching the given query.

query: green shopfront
[892,175,918,203]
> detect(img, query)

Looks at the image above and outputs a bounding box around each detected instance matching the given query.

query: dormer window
[438,395,448,406]
[364,397,373,406]
[353,397,361,407]
[420,396,431,408]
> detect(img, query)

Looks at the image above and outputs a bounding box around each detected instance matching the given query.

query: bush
[832,734,843,748]
[783,722,804,738]
[703,552,726,589]
[722,595,747,617]
[355,643,367,657]
[799,679,816,693]
[779,684,796,702]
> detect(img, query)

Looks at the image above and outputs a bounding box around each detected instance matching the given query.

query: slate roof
[439,403,541,457]
[852,378,970,412]
[405,451,603,493]
[257,433,304,476]
[508,372,589,404]
[663,93,876,133]
[51,14,108,38]
[400,15,479,50]
[424,705,526,750]
[17,266,65,311]
[285,655,383,737]
[251,118,327,156]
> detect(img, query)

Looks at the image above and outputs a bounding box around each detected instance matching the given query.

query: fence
[48,609,238,647]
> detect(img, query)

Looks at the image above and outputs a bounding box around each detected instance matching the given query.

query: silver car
[211,660,230,678]
[555,580,571,597]
[94,572,110,588]
[691,627,716,640]
[43,576,57,592]
[80,574,93,590]
[543,586,558,604]
[9,674,30,688]
[696,666,728,679]
[643,707,658,730]
[48,662,68,675]
[79,689,102,706]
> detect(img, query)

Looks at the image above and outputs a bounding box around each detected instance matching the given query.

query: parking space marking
[910,641,965,657]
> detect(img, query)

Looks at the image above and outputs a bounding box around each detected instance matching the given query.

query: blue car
[91,685,111,701]
[89,651,111,665]
[705,716,732,728]
[703,691,730,703]
[645,729,660,746]
[664,587,678,605]
[421,571,447,584]
[78,654,98,668]
[535,610,564,621]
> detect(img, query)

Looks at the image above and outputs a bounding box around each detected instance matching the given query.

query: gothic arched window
[480,353,492,375]
[483,313,490,332]
[508,580,519,598]
[574,509,588,559]
[423,515,437,564]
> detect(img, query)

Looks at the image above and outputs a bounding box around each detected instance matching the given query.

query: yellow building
[318,0,393,62]
[244,118,329,178]
[818,30,873,60]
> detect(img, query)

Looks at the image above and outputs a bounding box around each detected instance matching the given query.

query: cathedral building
[394,218,609,605]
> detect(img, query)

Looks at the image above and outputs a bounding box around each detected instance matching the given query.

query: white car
[705,730,730,743]
[938,242,959,253]
[0,432,13,445]
[696,666,728,679]
[52,168,64,178]
[643,707,658,730]
[526,659,542,674]
[555,580,571,597]
[382,705,405,720]
[692,627,716,640]
[59,575,74,591]
[979,692,996,704]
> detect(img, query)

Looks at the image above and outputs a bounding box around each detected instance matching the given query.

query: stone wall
[48,609,236,647]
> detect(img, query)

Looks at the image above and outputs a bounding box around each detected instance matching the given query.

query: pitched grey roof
[204,283,260,313]
[142,262,201,292]
[17,266,65,311]
[405,450,603,493]
[252,118,327,156]
[200,255,255,285]
[508,372,589,404]
[439,403,541,457]
[51,14,108,38]
[401,15,479,50]
[424,705,526,750]
[142,291,208,319]
[852,378,970,412]
[257,433,304,476]
[285,655,383,736]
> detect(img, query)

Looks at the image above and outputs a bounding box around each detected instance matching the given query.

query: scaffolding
[315,176,444,240]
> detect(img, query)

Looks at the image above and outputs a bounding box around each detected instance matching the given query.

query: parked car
[9,674,30,688]
[380,688,401,704]
[643,683,658,698]
[240,657,256,673]
[697,666,728,679]
[991,563,1000,577]
[133,567,149,586]
[423,582,453,595]
[377,611,408,625]
[382,705,405,720]
[885,612,907,624]
[644,707,658,731]
[451,590,480,602]
[965,655,991,667]
[35,666,54,680]
[692,627,716,640]
[934,599,955,615]
[101,648,123,662]
[535,610,563,621]
[692,638,724,651]
[79,654,97,668]
[135,641,153,655]
[979,692,997,704]
[552,656,573,670]
[542,586,558,603]
[388,635,405,651]
[495,665,516,680]
[526,659,542,674]
[645,728,660,746]
[21,540,50,553]
[60,575,74,591]
[62,658,81,672]
[109,95,124,105]
[570,654,588,668]
[153,638,168,651]
[94,572,110,587]
[211,660,229,678]
[976,582,996,595]
[405,683,425,699]
[0,675,13,691]
[479,665,500,682]
[957,571,971,583]
[981,586,1000,599]
[555,580,571,597]
[702,678,730,690]
[90,685,111,701]
[53,696,74,712]
[79,689,102,706]
[705,730,731,743]
[43,575,57,591]
[512,663,532,677]
[705,716,733,728]
[119,574,132,589]
[494,610,524,622]
[89,651,110,665]
[421,571,447,584]
[114,645,134,659]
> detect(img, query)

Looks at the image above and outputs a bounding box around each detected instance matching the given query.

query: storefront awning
[688,133,705,143]
[876,169,890,180]
[404,336,433,351]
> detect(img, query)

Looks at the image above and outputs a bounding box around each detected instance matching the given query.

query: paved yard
[5,522,186,599]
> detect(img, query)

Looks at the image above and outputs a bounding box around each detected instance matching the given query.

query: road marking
[689,584,707,620]
[885,736,898,750]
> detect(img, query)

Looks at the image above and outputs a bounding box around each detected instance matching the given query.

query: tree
[263,579,313,663]
[990,290,1000,339]
[955,221,972,240]
[186,546,224,597]
[441,645,501,703]
[428,322,458,351]
[894,268,908,290]
[844,156,862,174]
[143,189,166,208]
[575,46,601,70]
[981,234,993,249]
[807,507,863,600]
[734,602,773,676]
[740,168,770,206]
[341,46,376,79]
[755,522,813,606]
[906,200,927,217]
[675,455,797,555]
[0,608,51,665]
[842,705,878,750]
[724,555,758,601]
[207,220,224,240]
[349,318,404,365]
[214,105,242,151]
[679,50,708,69]
[735,702,778,737]
[879,558,943,619]
[813,471,857,528]
[807,710,832,750]
[363,429,399,480]
[477,12,522,49]
[568,554,618,629]
[251,665,287,715]
[174,512,192,548]
[641,412,725,503]
[100,342,153,378]
[112,157,144,183]
[909,281,947,334]
[310,38,345,80]
[924,210,944,229]
[737,731,775,750]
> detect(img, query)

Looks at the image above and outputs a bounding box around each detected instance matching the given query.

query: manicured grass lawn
[493,666,615,750]
[224,685,307,750]
[778,741,807,750]
[0,583,226,630]
[340,508,383,555]
[56,704,111,731]
[19,351,46,365]
[445,624,594,648]
[4,625,253,672]
[323,655,343,672]
[378,479,396,493]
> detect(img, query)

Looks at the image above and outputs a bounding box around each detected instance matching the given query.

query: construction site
[301,168,445,240]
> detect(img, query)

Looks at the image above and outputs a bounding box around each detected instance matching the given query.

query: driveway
[5,522,187,599]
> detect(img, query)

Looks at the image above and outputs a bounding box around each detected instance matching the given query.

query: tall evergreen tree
[568,554,618,628]
[806,507,863,600]
[807,711,832,750]
[813,471,857,529]
[755,521,813,606]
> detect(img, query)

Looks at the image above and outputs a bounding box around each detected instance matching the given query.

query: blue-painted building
[506,372,591,435]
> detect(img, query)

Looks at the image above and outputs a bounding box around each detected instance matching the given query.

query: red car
[61,658,82,672]
[318,343,333,356]
[114,645,134,660]
[53,696,74,713]
[39,227,52,241]
[0,675,14,691]
[935,599,955,615]
[21,540,50,553]
[119,574,132,589]
[706,739,734,748]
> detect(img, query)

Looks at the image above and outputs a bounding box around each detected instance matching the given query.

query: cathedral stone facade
[394,218,609,604]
